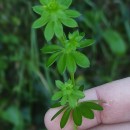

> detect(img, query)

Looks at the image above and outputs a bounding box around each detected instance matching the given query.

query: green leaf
[68,95,77,108]
[32,6,44,15]
[60,108,71,128]
[72,107,82,126]
[52,91,63,100]
[58,0,72,8]
[44,21,54,41]
[51,106,67,121]
[73,51,90,68]
[57,10,68,19]
[79,85,84,91]
[72,90,85,99]
[61,18,78,28]
[79,39,95,48]
[61,96,67,105]
[69,31,84,41]
[40,0,49,5]
[55,80,64,89]
[84,102,103,111]
[80,103,94,119]
[51,102,61,108]
[66,54,76,73]
[57,54,66,74]
[65,10,81,18]
[32,12,49,28]
[54,21,63,38]
[103,29,126,56]
[46,52,60,67]
[32,17,47,28]
[41,45,62,53]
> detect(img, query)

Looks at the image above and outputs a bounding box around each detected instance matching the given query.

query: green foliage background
[0,0,130,130]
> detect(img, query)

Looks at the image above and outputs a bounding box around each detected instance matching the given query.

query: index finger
[44,77,130,130]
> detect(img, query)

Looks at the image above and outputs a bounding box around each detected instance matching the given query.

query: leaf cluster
[51,80,103,128]
[42,31,94,74]
[52,80,85,108]
[32,0,80,41]
[51,100,103,128]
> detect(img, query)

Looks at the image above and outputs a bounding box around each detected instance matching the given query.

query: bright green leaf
[73,51,90,68]
[72,107,82,126]
[55,80,64,89]
[32,6,44,15]
[69,30,80,39]
[32,12,49,28]
[65,10,81,18]
[103,29,126,56]
[79,39,95,48]
[73,90,85,99]
[61,18,78,28]
[54,21,63,38]
[51,106,67,121]
[58,0,72,8]
[60,96,67,105]
[41,45,62,53]
[57,10,68,19]
[52,91,62,100]
[46,52,60,67]
[68,95,77,108]
[84,102,103,111]
[66,54,76,73]
[60,108,71,128]
[57,54,66,74]
[32,17,47,28]
[44,21,54,41]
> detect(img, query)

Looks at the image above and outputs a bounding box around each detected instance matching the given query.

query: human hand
[44,77,130,130]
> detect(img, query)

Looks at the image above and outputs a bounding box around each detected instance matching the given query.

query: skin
[44,77,130,130]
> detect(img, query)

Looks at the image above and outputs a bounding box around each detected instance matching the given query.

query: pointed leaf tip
[51,106,67,121]
[72,107,82,126]
[55,80,64,89]
[51,91,62,101]
[85,102,103,111]
[60,108,71,128]
[73,51,90,68]
[46,52,60,67]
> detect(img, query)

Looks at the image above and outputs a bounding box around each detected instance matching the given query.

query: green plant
[32,0,103,129]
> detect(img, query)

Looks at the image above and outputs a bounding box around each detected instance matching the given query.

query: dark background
[0,0,130,130]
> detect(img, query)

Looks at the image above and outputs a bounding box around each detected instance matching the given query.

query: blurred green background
[0,0,130,130]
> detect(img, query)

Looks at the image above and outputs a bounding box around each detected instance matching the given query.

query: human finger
[88,122,130,130]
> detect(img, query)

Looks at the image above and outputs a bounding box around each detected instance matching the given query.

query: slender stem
[70,73,75,86]
[74,123,78,130]
[71,73,77,130]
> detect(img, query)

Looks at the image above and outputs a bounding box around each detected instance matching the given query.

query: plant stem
[70,73,75,86]
[74,123,78,130]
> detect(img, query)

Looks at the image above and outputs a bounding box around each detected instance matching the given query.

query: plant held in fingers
[32,0,103,129]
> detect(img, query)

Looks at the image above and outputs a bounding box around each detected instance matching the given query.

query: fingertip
[96,77,130,124]
[44,108,60,130]
[44,109,50,130]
